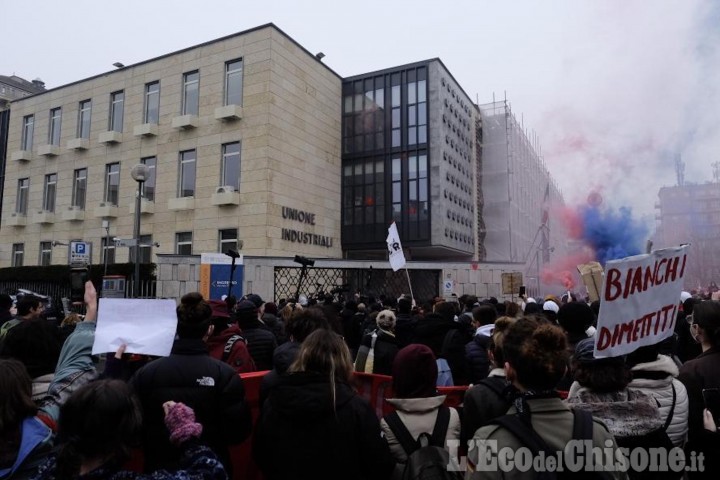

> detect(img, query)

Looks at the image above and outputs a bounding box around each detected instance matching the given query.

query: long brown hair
[0,359,38,432]
[288,329,353,408]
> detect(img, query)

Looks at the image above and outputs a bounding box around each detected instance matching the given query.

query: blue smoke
[581,206,648,265]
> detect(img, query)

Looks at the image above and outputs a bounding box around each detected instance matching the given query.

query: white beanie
[543,301,559,314]
[680,291,692,302]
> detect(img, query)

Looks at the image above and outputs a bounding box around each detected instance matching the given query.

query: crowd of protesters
[1,281,720,480]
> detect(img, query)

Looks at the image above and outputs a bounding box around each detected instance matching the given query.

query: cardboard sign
[594,246,688,358]
[501,272,523,295]
[578,261,604,302]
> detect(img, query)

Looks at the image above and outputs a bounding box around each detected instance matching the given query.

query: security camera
[294,255,315,267]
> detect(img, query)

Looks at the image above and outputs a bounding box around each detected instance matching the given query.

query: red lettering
[643,265,655,291]
[597,327,613,351]
[632,317,642,342]
[620,321,634,345]
[605,268,623,301]
[628,267,644,297]
[665,257,680,283]
[679,254,687,278]
[655,258,667,284]
[623,268,634,300]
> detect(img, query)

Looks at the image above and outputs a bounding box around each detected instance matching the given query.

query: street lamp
[131,164,150,298]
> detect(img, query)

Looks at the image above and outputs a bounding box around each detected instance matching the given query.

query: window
[341,77,385,154]
[43,173,57,212]
[342,160,385,227]
[224,59,243,106]
[48,107,62,145]
[132,234,154,264]
[101,237,115,265]
[407,154,429,229]
[221,142,240,191]
[109,91,124,132]
[391,77,401,148]
[144,81,160,124]
[140,157,156,201]
[77,99,92,138]
[392,156,402,222]
[16,178,29,214]
[39,241,52,266]
[104,163,120,205]
[178,150,196,197]
[12,243,24,267]
[176,232,193,255]
[406,70,427,146]
[72,168,87,209]
[182,71,199,116]
[21,115,34,150]
[219,229,238,253]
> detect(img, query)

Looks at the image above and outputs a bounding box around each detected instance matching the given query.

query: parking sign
[70,241,92,266]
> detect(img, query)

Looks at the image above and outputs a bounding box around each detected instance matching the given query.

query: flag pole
[405,268,415,306]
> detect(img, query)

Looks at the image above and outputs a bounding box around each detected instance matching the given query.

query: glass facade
[342,65,430,248]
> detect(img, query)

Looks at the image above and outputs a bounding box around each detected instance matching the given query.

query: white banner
[594,245,689,358]
[386,222,406,272]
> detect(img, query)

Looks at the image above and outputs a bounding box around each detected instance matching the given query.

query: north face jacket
[130,338,252,473]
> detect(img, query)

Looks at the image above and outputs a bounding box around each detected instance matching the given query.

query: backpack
[221,334,256,373]
[384,406,463,480]
[436,359,454,387]
[487,409,611,480]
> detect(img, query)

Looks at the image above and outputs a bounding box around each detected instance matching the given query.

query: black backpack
[487,409,612,480]
[384,406,463,480]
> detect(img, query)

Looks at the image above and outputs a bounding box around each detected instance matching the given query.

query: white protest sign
[594,245,688,358]
[92,298,178,356]
[386,222,406,272]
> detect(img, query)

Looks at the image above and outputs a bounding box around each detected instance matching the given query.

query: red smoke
[540,251,595,291]
[558,206,584,239]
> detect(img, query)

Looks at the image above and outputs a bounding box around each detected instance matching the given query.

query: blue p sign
[76,243,86,254]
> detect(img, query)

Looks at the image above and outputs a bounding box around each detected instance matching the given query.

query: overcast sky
[5,0,717,223]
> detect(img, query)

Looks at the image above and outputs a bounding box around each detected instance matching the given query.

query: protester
[234,299,277,370]
[0,294,14,328]
[259,307,329,406]
[253,329,395,479]
[462,316,516,443]
[339,300,363,357]
[465,305,498,384]
[130,292,252,474]
[626,341,689,447]
[262,301,286,344]
[394,296,417,348]
[678,300,720,477]
[354,309,399,375]
[556,301,596,391]
[33,381,227,480]
[380,344,460,476]
[469,317,624,479]
[205,299,256,374]
[0,295,45,341]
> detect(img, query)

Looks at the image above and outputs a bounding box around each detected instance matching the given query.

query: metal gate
[273,266,440,303]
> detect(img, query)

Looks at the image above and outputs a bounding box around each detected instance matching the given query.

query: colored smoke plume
[541,251,595,290]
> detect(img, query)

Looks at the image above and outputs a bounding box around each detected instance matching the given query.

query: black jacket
[253,371,395,480]
[414,314,472,385]
[130,338,252,472]
[462,373,512,444]
[465,334,491,385]
[237,317,277,370]
[259,341,300,407]
[357,329,399,376]
[340,309,364,355]
[262,312,287,345]
[394,312,417,348]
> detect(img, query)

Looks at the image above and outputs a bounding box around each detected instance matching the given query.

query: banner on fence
[594,246,688,358]
[199,253,243,300]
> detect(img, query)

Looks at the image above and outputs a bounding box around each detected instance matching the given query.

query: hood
[206,324,243,350]
[272,341,300,374]
[567,383,663,437]
[386,395,447,413]
[268,371,356,420]
[630,354,678,377]
[171,338,209,355]
[472,333,492,348]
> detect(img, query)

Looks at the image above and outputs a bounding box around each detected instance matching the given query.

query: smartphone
[519,285,526,297]
[70,267,89,304]
[702,388,720,422]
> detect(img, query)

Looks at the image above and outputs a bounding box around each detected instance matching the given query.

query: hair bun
[532,324,567,352]
[180,292,204,307]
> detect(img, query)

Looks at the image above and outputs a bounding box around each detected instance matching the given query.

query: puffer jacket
[380,395,460,469]
[259,341,301,407]
[566,383,664,439]
[465,334,491,384]
[236,317,277,371]
[628,354,689,446]
[462,368,511,444]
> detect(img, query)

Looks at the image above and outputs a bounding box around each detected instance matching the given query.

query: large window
[342,77,385,154]
[101,237,115,265]
[39,241,52,266]
[182,71,199,116]
[109,91,124,132]
[48,108,62,145]
[144,81,160,124]
[176,232,193,255]
[104,163,120,205]
[406,70,427,146]
[77,99,92,138]
[21,115,34,150]
[12,243,24,267]
[221,142,240,191]
[342,160,385,227]
[178,150,196,197]
[43,173,57,212]
[72,168,87,209]
[407,153,429,230]
[224,59,243,106]
[391,77,401,148]
[219,229,238,253]
[16,178,29,214]
[140,157,156,201]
